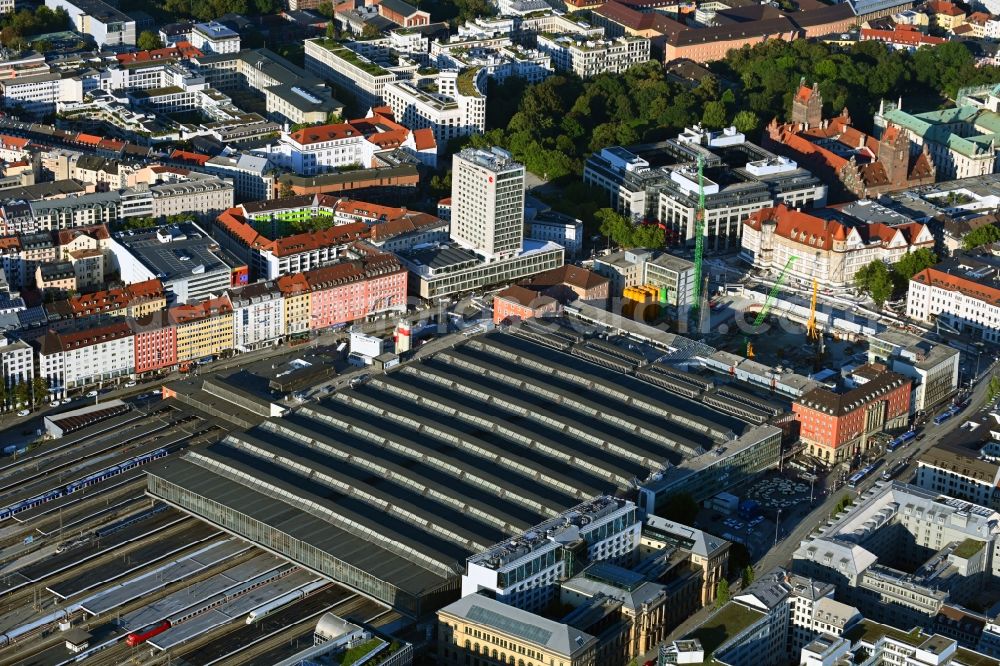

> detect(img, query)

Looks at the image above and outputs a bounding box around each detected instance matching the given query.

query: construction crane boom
[753,257,797,327]
[806,278,819,340]
[690,156,706,326]
[746,256,797,358]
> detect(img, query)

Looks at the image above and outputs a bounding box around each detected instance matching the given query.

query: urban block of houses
[765,82,936,202]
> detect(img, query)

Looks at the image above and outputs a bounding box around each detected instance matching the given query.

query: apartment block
[907,253,1000,343]
[230,280,285,351]
[868,329,959,414]
[38,322,136,398]
[383,70,487,148]
[46,0,136,47]
[535,34,650,78]
[169,295,235,363]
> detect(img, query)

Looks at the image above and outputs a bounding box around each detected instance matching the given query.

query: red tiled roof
[927,0,964,16]
[290,122,361,145]
[860,28,948,45]
[57,224,110,245]
[412,127,436,151]
[0,135,29,150]
[168,295,233,324]
[267,221,370,257]
[367,129,409,149]
[911,267,1000,307]
[76,134,102,146]
[0,236,21,251]
[46,321,134,353]
[277,272,310,296]
[170,149,211,166]
[216,208,268,249]
[116,41,203,64]
[496,284,557,307]
[744,204,849,251]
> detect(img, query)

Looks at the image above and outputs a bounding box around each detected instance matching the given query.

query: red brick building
[793,366,911,464]
[493,285,559,325]
[131,312,177,375]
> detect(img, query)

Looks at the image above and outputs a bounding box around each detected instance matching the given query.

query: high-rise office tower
[450,147,525,260]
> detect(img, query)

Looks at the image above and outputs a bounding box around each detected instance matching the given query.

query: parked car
[86,390,98,398]
[17,409,29,416]
[50,400,60,407]
[125,380,137,388]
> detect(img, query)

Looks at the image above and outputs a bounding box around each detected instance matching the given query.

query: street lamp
[774,508,782,546]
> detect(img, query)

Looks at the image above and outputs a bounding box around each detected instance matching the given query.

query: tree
[988,375,1000,401]
[733,110,760,134]
[963,224,1000,250]
[360,23,382,39]
[659,492,699,525]
[894,248,937,280]
[137,30,163,51]
[831,494,854,518]
[701,101,728,130]
[854,260,894,308]
[278,182,295,198]
[715,579,730,608]
[741,565,755,588]
[0,380,7,410]
[13,381,29,407]
[31,376,48,405]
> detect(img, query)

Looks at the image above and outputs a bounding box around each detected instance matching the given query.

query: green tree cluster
[0,6,70,49]
[988,375,1000,401]
[855,249,937,307]
[831,494,853,518]
[741,565,755,588]
[963,224,1000,250]
[159,0,279,22]
[715,579,730,608]
[465,40,1000,183]
[137,30,163,51]
[596,208,665,250]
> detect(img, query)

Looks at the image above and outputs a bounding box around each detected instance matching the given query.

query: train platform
[148,570,320,650]
[10,510,184,586]
[120,554,286,631]
[79,539,250,616]
[48,522,220,599]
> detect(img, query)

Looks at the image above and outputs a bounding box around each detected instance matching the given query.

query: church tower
[791,79,823,130]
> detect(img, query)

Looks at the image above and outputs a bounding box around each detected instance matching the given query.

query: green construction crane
[690,156,706,330]
[746,256,797,359]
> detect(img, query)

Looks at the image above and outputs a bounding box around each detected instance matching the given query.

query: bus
[881,460,909,482]
[887,430,917,452]
[848,461,883,489]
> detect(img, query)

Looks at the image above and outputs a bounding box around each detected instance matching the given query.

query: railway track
[0,545,262,666]
[0,517,195,626]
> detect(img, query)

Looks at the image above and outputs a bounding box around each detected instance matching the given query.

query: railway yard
[0,394,399,666]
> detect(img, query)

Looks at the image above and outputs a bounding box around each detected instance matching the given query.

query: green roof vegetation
[844,619,924,647]
[953,538,985,559]
[312,39,390,77]
[341,638,383,666]
[456,67,482,98]
[685,602,765,661]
